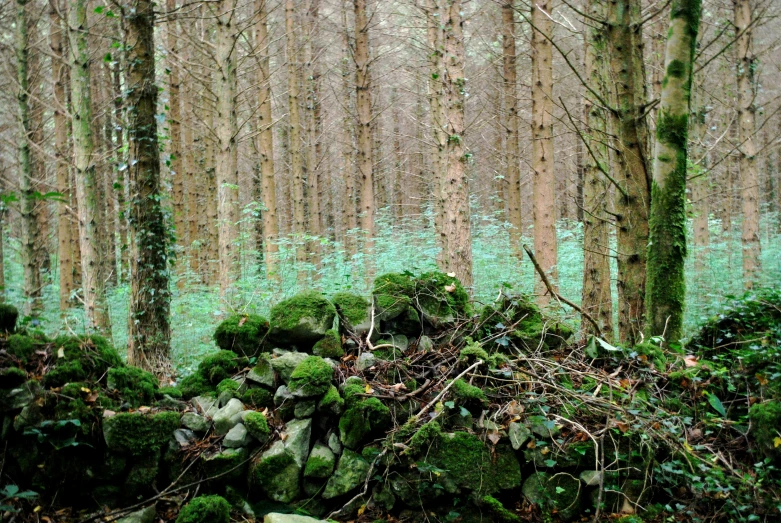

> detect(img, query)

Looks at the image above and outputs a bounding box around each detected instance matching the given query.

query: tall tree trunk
[16,0,43,318]
[215,0,239,295]
[50,0,75,312]
[502,1,522,258]
[581,0,613,338]
[306,0,322,242]
[125,0,172,376]
[256,0,279,279]
[354,0,375,257]
[691,86,710,274]
[734,0,761,288]
[426,0,446,256]
[606,0,651,344]
[286,0,306,270]
[69,0,110,331]
[340,0,357,256]
[531,0,557,303]
[440,0,473,288]
[645,0,702,341]
[112,61,129,282]
[166,0,185,263]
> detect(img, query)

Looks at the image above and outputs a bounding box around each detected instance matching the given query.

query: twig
[412,359,484,423]
[522,244,603,338]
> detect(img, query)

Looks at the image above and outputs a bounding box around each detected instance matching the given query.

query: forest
[0,0,780,521]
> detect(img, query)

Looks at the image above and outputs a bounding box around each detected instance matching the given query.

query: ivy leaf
[707,393,726,417]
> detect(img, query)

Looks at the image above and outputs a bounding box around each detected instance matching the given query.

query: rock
[522,471,581,522]
[181,412,210,433]
[356,352,377,371]
[252,441,301,503]
[284,418,313,466]
[528,415,561,438]
[201,448,248,481]
[212,398,245,435]
[328,432,342,455]
[509,422,532,450]
[417,335,434,352]
[158,394,187,410]
[274,385,294,406]
[377,334,409,354]
[103,412,180,456]
[332,292,371,334]
[247,355,276,387]
[13,404,43,432]
[174,429,197,447]
[295,400,316,418]
[192,396,219,418]
[304,443,336,479]
[317,385,344,416]
[271,351,309,383]
[217,390,234,407]
[116,505,156,523]
[224,423,251,448]
[322,449,370,499]
[288,356,334,398]
[264,514,326,523]
[269,291,337,345]
[8,381,40,410]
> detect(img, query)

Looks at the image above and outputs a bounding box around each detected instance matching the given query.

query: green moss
[7,334,35,362]
[666,59,687,78]
[450,378,487,405]
[158,386,183,399]
[216,378,240,396]
[749,401,781,459]
[312,329,344,358]
[288,356,334,397]
[342,382,365,406]
[479,295,572,352]
[406,420,442,455]
[243,411,270,439]
[304,454,334,478]
[332,292,370,326]
[103,411,180,456]
[522,471,581,520]
[241,387,273,408]
[53,382,98,427]
[482,495,521,522]
[198,350,245,384]
[339,397,392,449]
[176,495,231,523]
[318,384,344,413]
[44,335,123,388]
[250,448,296,486]
[0,303,18,332]
[373,273,416,320]
[269,291,337,340]
[656,112,689,151]
[213,314,268,357]
[459,339,489,364]
[108,366,158,407]
[201,447,248,482]
[178,372,214,399]
[415,271,471,319]
[0,367,27,389]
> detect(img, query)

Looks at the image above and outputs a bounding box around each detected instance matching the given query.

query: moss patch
[332,292,370,326]
[312,329,344,358]
[450,378,488,406]
[749,401,781,459]
[44,336,123,388]
[107,366,158,407]
[176,495,231,523]
[415,271,471,322]
[0,303,18,332]
[269,291,337,344]
[482,495,521,522]
[339,396,392,449]
[373,273,416,320]
[213,314,268,357]
[244,411,270,440]
[241,387,272,409]
[288,356,334,397]
[7,334,35,362]
[103,411,180,456]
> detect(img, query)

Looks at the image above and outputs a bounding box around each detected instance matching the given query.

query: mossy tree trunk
[645,0,702,341]
[69,0,110,331]
[124,0,172,376]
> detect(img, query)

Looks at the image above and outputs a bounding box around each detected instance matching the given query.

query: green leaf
[707,393,726,417]
[555,486,566,494]
[595,337,620,352]
[94,6,104,13]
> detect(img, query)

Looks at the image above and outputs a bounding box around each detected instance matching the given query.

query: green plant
[0,484,37,513]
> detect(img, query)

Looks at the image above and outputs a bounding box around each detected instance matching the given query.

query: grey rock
[181,412,210,433]
[284,418,313,466]
[13,404,42,432]
[274,385,294,407]
[271,351,309,383]
[528,415,561,438]
[247,355,276,387]
[212,398,245,435]
[218,390,235,407]
[304,443,336,479]
[294,400,316,418]
[355,352,377,372]
[509,422,532,450]
[8,382,40,410]
[256,441,301,503]
[264,514,326,523]
[327,431,342,455]
[192,395,219,418]
[377,334,409,353]
[173,428,196,447]
[417,335,434,352]
[224,423,251,448]
[322,449,370,499]
[116,505,156,523]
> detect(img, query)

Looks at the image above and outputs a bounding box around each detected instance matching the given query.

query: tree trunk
[112,61,129,282]
[426,0,446,258]
[734,0,761,288]
[531,0,557,304]
[440,0,473,289]
[340,0,357,256]
[691,88,710,273]
[502,2,522,258]
[125,0,172,376]
[166,0,185,263]
[69,0,110,331]
[286,0,306,270]
[606,0,651,344]
[354,0,375,256]
[645,0,702,341]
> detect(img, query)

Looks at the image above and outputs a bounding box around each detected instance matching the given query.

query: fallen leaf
[527,440,537,449]
[684,355,698,367]
[357,505,366,516]
[80,387,91,393]
[444,284,456,293]
[103,410,116,418]
[774,437,781,448]
[616,421,630,433]
[487,431,501,445]
[86,392,99,403]
[280,433,288,441]
[390,382,408,392]
[238,316,247,327]
[540,446,550,455]
[57,347,65,358]
[364,384,374,394]
[757,374,769,386]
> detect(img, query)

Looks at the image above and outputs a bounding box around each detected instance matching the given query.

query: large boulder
[322,449,370,499]
[269,292,337,345]
[288,356,334,398]
[103,412,179,456]
[213,314,269,357]
[251,441,301,503]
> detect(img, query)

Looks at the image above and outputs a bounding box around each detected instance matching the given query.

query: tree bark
[166,0,185,263]
[69,0,110,331]
[502,2,522,258]
[286,0,306,270]
[125,0,172,376]
[645,0,702,341]
[354,0,375,256]
[531,0,558,304]
[426,0,446,259]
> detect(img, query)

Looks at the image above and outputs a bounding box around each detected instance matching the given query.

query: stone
[181,412,210,433]
[116,505,156,523]
[304,443,336,479]
[217,390,234,407]
[295,400,316,418]
[224,423,251,448]
[212,398,245,435]
[327,432,342,455]
[253,441,301,503]
[522,471,581,522]
[201,447,248,481]
[263,514,326,523]
[509,422,532,450]
[173,428,197,447]
[192,396,219,418]
[528,415,561,438]
[270,351,309,383]
[417,335,434,352]
[288,356,334,398]
[355,352,377,372]
[274,385,294,407]
[377,334,409,353]
[284,418,313,466]
[247,355,276,387]
[8,382,39,410]
[269,291,337,345]
[322,449,370,499]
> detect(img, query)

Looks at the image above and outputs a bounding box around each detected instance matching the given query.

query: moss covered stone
[450,378,487,406]
[373,273,415,321]
[288,356,334,398]
[241,387,272,409]
[269,291,337,345]
[103,411,180,456]
[175,495,231,523]
[479,295,572,353]
[406,420,442,455]
[0,303,18,333]
[317,385,344,415]
[216,378,240,397]
[522,471,581,522]
[213,314,269,357]
[482,495,521,522]
[0,367,27,389]
[250,440,301,502]
[339,395,392,449]
[243,411,270,440]
[304,442,336,479]
[198,350,245,384]
[201,447,248,482]
[178,372,214,399]
[322,449,370,499]
[44,335,123,388]
[312,329,344,358]
[108,366,158,407]
[332,292,370,327]
[749,401,781,460]
[7,334,35,362]
[415,271,471,327]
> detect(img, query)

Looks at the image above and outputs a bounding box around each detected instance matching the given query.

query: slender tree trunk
[581,0,613,338]
[69,0,110,331]
[734,0,761,288]
[306,0,322,242]
[112,61,129,282]
[354,0,375,259]
[691,88,710,272]
[392,87,404,223]
[286,0,306,268]
[125,0,172,376]
[531,0,557,303]
[166,0,185,263]
[606,0,651,344]
[426,0,446,256]
[645,0,702,341]
[50,0,75,312]
[340,0,357,256]
[440,0,473,288]
[503,2,522,258]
